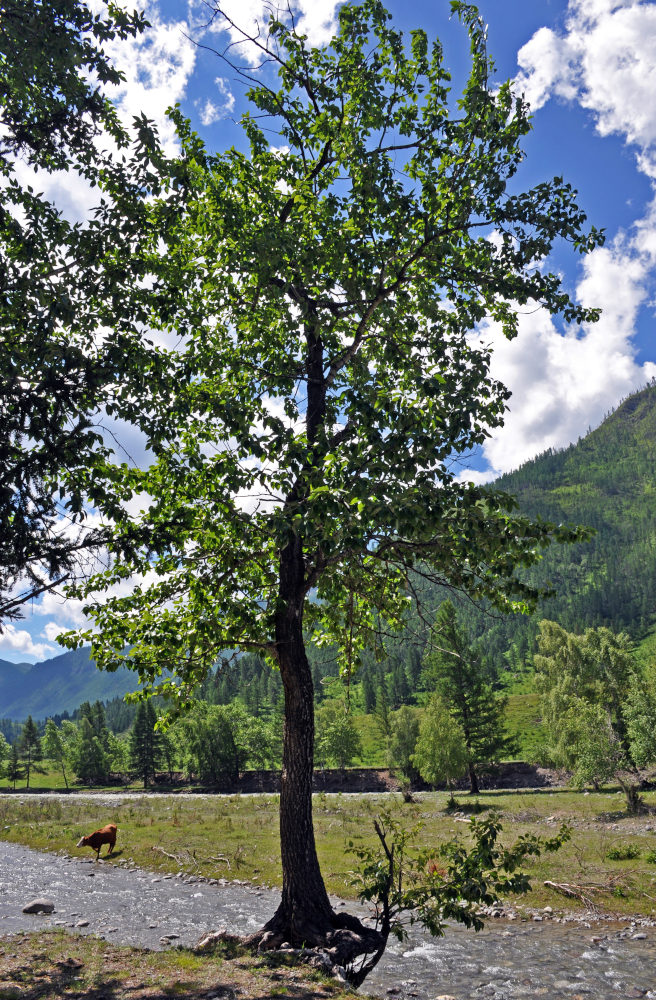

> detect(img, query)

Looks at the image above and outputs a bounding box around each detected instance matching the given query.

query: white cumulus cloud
[0,626,55,661]
[469,0,656,480]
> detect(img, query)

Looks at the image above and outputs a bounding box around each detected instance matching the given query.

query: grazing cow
[76,823,117,860]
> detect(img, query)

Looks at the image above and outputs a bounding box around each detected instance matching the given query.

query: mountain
[463,381,656,669]
[0,646,142,721]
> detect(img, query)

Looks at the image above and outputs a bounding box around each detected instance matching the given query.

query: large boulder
[22,897,55,914]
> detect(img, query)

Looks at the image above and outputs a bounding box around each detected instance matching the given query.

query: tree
[624,676,656,770]
[129,701,162,787]
[17,715,43,788]
[71,717,111,785]
[0,731,10,779]
[177,702,269,783]
[319,712,363,770]
[387,706,420,784]
[534,621,644,811]
[0,0,148,624]
[422,601,512,792]
[43,718,69,789]
[6,744,24,790]
[348,809,569,985]
[412,694,468,797]
[63,0,600,967]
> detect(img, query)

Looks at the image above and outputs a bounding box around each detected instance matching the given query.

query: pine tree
[6,744,24,789]
[18,715,43,789]
[422,601,512,793]
[129,701,162,788]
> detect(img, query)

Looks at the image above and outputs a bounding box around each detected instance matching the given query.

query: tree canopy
[534,621,652,811]
[0,0,147,624]
[47,0,601,971]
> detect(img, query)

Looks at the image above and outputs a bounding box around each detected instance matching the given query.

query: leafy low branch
[346,810,570,985]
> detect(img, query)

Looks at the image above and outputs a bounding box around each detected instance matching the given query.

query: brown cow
[76,823,117,860]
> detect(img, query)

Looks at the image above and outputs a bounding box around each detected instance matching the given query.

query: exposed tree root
[196,907,387,987]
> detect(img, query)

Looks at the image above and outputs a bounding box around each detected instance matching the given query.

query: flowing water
[0,841,654,999]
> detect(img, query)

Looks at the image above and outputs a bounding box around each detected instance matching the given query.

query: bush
[605,844,641,861]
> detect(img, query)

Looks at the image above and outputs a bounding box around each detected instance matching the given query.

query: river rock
[22,898,55,914]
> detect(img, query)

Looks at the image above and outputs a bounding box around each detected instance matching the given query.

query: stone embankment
[149,762,568,794]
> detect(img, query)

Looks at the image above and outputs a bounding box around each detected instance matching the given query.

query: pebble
[75,920,89,928]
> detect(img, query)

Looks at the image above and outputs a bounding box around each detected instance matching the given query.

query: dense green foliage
[0,0,148,622]
[534,621,656,810]
[348,808,570,983]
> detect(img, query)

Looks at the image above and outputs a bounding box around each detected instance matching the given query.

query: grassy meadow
[1,788,656,920]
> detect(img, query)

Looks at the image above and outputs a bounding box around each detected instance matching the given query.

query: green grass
[1,788,656,920]
[0,928,361,1000]
[503,693,547,760]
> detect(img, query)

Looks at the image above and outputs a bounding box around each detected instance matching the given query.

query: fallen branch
[543,880,599,910]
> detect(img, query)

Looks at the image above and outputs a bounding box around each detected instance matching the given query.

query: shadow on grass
[443,798,489,815]
[0,973,239,1000]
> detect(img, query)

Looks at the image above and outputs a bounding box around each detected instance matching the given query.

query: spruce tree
[129,701,162,788]
[422,601,512,793]
[18,715,43,789]
[6,744,24,789]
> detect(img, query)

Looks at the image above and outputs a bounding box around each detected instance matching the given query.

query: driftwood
[544,870,640,911]
[544,880,599,910]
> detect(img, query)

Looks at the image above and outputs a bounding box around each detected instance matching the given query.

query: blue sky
[4,0,656,662]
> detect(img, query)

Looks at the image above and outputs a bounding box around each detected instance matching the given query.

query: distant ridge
[0,646,141,721]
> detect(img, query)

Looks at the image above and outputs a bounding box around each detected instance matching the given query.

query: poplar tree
[43,718,69,789]
[63,0,601,970]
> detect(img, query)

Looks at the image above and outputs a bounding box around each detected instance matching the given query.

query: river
[0,840,655,998]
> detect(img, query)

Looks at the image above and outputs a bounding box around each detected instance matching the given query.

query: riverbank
[0,928,361,1000]
[1,841,655,1000]
[1,787,656,920]
[0,761,570,796]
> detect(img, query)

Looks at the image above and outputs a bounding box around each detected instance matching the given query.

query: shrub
[605,844,641,861]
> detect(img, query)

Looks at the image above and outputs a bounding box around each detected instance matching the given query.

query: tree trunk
[468,761,479,794]
[259,533,334,942]
[247,535,383,971]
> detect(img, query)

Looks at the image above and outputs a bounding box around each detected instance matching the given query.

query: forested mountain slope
[471,381,656,668]
[0,647,141,721]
